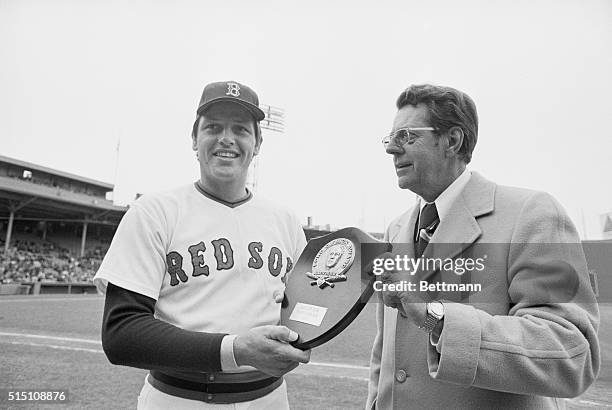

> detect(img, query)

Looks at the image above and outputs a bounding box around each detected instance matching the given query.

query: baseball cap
[196,81,265,122]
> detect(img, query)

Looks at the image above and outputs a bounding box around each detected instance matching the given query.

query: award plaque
[281,227,391,350]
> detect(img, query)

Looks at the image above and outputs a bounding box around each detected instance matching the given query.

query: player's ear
[191,117,200,151]
[253,123,262,156]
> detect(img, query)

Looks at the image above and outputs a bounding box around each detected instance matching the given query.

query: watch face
[430,302,444,317]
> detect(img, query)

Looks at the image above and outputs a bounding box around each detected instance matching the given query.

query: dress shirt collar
[418,168,471,223]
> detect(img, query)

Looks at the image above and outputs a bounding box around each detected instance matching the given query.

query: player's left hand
[233,325,311,377]
[373,252,427,328]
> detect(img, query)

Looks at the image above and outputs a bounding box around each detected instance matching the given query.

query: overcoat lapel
[388,205,419,259]
[420,172,496,282]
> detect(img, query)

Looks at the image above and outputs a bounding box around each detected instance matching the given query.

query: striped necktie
[415,203,439,257]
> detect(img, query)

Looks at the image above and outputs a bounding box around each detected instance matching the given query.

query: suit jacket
[366,172,600,410]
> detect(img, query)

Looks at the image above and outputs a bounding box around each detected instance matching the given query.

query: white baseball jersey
[94,183,306,336]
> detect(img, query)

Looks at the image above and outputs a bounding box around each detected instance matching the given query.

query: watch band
[420,301,444,333]
[420,313,440,333]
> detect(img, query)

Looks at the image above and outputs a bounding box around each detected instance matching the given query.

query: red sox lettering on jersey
[166,238,295,287]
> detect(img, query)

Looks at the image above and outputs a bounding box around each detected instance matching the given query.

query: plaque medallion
[306,238,355,288]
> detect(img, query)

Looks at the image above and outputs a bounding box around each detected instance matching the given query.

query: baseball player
[94,81,310,409]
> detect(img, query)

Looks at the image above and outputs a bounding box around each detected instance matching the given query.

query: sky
[1,0,611,237]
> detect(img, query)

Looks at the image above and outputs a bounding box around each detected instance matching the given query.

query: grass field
[0,295,610,409]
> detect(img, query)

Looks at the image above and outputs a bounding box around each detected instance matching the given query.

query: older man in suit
[366,84,600,409]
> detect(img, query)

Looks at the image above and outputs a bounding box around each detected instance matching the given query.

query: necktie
[415,203,439,257]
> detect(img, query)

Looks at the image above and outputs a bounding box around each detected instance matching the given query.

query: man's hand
[372,252,427,328]
[233,325,311,377]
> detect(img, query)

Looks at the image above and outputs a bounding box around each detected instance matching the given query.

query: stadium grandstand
[0,155,126,294]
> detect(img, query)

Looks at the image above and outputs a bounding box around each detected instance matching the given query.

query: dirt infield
[0,295,610,409]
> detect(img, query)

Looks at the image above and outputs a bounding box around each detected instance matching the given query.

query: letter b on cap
[226,82,241,97]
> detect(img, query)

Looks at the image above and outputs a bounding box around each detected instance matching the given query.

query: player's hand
[233,325,311,377]
[373,252,427,327]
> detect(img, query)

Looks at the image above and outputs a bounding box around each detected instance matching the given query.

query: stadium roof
[0,154,114,191]
[0,177,127,225]
[0,156,127,225]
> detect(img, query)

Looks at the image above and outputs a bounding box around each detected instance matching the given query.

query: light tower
[247,103,285,192]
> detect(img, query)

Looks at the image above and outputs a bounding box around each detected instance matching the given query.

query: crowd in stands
[0,239,106,284]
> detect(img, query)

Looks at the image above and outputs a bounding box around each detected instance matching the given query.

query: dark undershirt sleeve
[101,282,226,373]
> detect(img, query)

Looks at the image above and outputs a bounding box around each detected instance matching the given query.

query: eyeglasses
[381,127,436,148]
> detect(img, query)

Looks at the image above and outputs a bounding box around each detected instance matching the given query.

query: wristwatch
[420,301,445,333]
